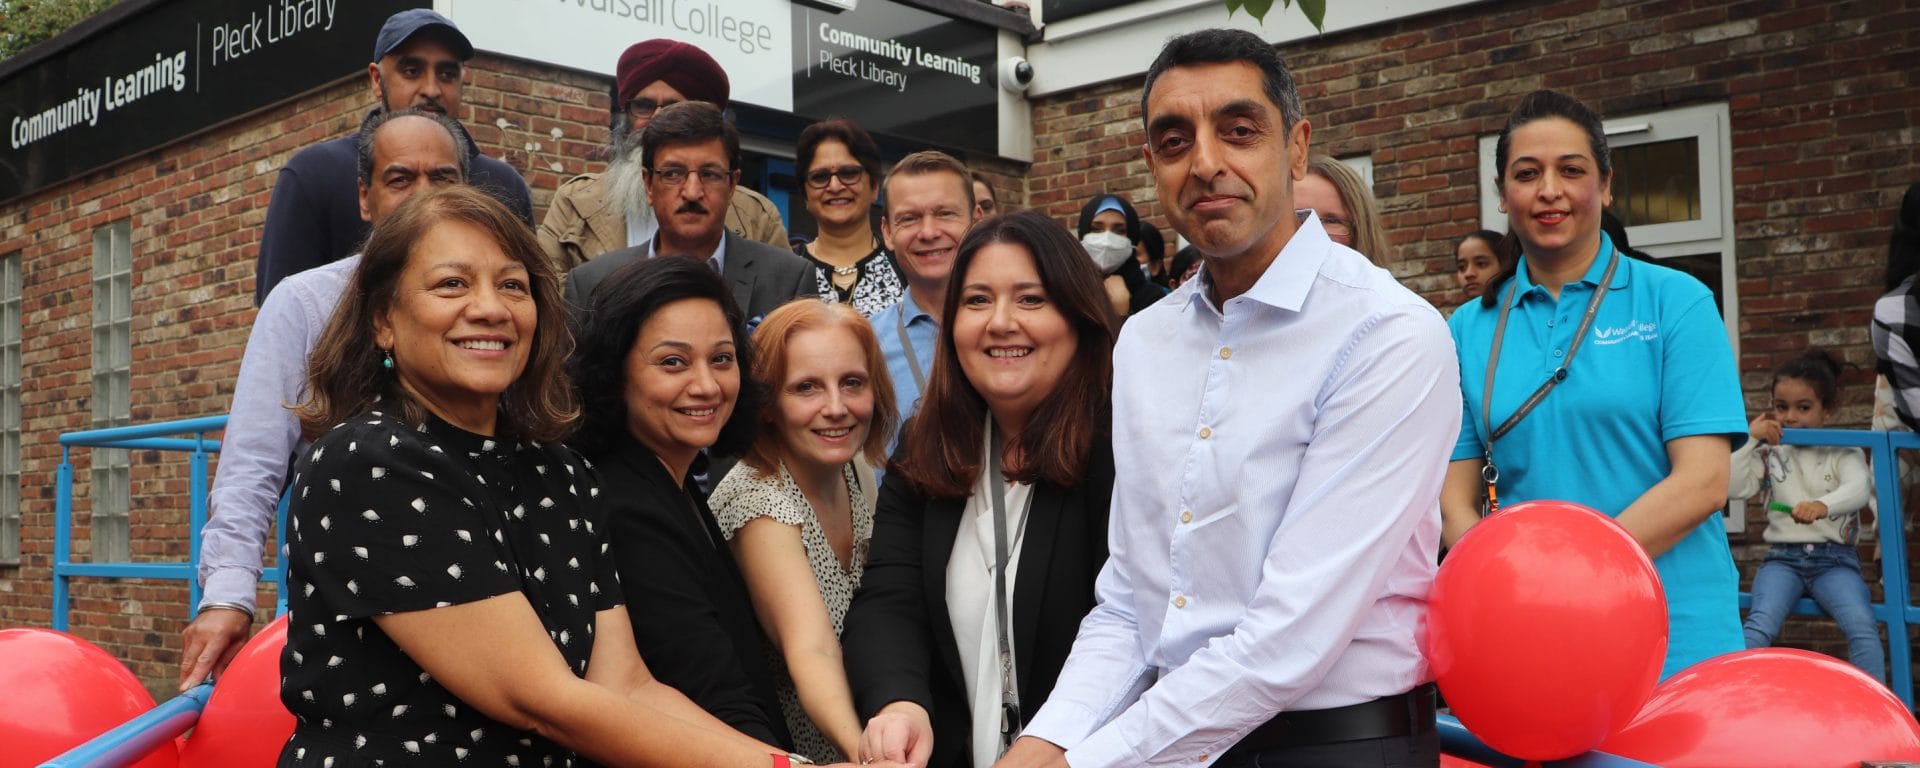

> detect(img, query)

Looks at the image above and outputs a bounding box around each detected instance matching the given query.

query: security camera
[1000,57,1034,93]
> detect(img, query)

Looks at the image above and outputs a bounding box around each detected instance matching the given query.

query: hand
[179,607,254,691]
[1749,412,1782,445]
[1791,500,1829,524]
[860,701,932,767]
[991,736,1069,768]
[825,762,912,768]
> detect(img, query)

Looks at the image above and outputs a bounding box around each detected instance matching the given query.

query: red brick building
[0,0,1912,697]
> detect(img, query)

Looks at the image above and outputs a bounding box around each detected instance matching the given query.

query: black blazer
[595,435,792,749]
[562,232,818,324]
[842,441,1115,768]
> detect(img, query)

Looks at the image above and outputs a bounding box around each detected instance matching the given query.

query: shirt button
[1553,349,1565,358]
[1173,595,1187,608]
[1219,347,1233,360]
[1180,510,1193,524]
[1198,426,1212,439]
[1197,756,1209,763]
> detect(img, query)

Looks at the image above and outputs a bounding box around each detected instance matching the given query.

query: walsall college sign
[0,0,425,204]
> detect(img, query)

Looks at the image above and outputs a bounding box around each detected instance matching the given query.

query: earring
[382,350,394,371]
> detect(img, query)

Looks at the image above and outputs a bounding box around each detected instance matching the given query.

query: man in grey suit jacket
[564,101,815,324]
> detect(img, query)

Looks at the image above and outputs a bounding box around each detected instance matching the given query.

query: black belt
[1223,682,1438,757]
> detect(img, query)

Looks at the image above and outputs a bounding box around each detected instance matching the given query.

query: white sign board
[442,0,796,111]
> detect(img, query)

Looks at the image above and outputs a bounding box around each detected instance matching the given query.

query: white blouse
[945,431,1035,768]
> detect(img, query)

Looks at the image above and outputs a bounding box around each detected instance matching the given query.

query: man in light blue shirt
[870,150,976,439]
[998,30,1458,768]
[179,109,473,690]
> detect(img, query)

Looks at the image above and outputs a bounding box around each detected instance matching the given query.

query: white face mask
[1081,230,1135,274]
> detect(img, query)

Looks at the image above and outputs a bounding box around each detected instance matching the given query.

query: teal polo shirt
[1449,233,1747,679]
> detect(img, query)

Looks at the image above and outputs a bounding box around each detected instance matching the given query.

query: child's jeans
[1742,541,1886,683]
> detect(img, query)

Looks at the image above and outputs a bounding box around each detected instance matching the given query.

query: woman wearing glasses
[795,119,905,317]
[1296,155,1393,266]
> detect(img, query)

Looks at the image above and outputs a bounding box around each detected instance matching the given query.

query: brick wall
[1026,0,1919,677]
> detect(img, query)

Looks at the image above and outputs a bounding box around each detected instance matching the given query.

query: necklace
[832,263,859,276]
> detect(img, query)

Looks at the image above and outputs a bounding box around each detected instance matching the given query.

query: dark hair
[299,185,576,441]
[897,210,1117,498]
[568,255,760,457]
[1481,90,1612,306]
[740,299,897,475]
[880,150,975,217]
[1462,229,1505,252]
[1888,182,1920,292]
[1773,350,1846,409]
[1141,28,1302,132]
[796,118,884,188]
[355,108,473,187]
[1139,222,1165,263]
[1076,193,1140,243]
[640,101,740,173]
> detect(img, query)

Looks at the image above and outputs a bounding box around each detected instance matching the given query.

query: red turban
[616,40,730,110]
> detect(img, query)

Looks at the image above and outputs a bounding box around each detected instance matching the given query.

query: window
[91,222,131,561]
[0,253,17,565]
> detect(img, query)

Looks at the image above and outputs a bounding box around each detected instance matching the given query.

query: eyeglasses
[649,165,731,187]
[805,165,867,189]
[625,97,682,120]
[1300,209,1354,239]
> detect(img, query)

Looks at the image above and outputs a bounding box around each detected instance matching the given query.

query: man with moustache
[562,101,813,325]
[182,110,475,689]
[253,9,532,305]
[991,29,1458,768]
[539,39,787,270]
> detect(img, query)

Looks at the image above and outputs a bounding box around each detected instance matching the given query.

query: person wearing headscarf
[1075,194,1166,319]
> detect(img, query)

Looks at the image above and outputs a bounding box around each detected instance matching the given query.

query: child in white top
[1729,351,1883,682]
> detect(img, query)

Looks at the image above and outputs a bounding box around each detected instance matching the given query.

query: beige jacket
[538,172,789,270]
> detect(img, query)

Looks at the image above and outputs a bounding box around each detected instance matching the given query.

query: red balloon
[0,628,179,768]
[179,614,295,767]
[1425,499,1667,760]
[1601,647,1920,767]
[1438,756,1499,767]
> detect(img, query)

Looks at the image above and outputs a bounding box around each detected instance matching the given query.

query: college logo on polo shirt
[1593,320,1659,345]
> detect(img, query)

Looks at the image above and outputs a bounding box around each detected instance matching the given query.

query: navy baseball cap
[372,9,475,62]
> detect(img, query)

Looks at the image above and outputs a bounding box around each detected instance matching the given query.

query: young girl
[1729,351,1884,682]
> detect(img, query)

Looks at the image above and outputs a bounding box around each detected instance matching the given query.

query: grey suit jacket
[562,232,818,326]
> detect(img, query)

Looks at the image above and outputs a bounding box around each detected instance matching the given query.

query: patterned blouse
[280,410,619,767]
[800,243,906,318]
[709,460,875,763]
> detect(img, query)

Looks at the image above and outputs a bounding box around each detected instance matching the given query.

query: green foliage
[1224,0,1326,31]
[0,0,121,60]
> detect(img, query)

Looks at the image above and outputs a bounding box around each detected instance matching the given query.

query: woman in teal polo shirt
[1440,90,1748,679]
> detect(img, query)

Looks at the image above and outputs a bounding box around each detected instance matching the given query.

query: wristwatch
[770,753,816,767]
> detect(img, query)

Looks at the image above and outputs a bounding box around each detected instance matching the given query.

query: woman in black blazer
[843,210,1119,768]
[568,256,794,752]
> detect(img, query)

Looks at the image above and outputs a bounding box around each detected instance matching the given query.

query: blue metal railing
[51,416,288,631]
[38,685,211,768]
[1732,427,1917,710]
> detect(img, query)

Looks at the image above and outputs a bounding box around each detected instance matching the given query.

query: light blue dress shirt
[1449,233,1746,679]
[1022,216,1460,766]
[871,289,938,443]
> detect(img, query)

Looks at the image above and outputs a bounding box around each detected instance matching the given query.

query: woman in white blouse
[842,210,1120,768]
[711,299,898,762]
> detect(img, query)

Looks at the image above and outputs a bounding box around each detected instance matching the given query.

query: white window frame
[0,253,17,565]
[90,222,131,561]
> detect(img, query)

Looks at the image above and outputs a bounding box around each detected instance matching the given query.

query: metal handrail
[37,685,210,768]
[52,416,233,630]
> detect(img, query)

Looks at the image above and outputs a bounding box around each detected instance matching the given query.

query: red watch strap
[770,754,790,768]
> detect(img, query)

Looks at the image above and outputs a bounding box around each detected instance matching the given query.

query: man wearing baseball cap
[252,8,533,304]
[539,38,788,270]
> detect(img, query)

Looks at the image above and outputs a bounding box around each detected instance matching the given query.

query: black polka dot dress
[278,410,619,767]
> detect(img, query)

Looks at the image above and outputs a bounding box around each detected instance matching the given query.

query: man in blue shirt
[871,151,976,438]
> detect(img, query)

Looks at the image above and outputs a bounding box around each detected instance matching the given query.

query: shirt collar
[1514,231,1631,299]
[648,231,729,275]
[897,288,935,324]
[1184,210,1328,314]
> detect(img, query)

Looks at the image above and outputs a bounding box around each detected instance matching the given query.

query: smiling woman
[280,186,852,767]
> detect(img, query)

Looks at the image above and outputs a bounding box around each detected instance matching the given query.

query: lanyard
[894,301,928,392]
[985,423,1023,756]
[1479,245,1621,513]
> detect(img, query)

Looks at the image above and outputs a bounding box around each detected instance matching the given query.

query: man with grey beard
[539,39,788,270]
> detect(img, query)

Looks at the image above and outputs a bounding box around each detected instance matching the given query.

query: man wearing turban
[539,39,789,270]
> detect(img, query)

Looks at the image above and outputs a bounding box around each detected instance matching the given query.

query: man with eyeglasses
[254,10,533,305]
[540,39,788,271]
[563,101,815,325]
